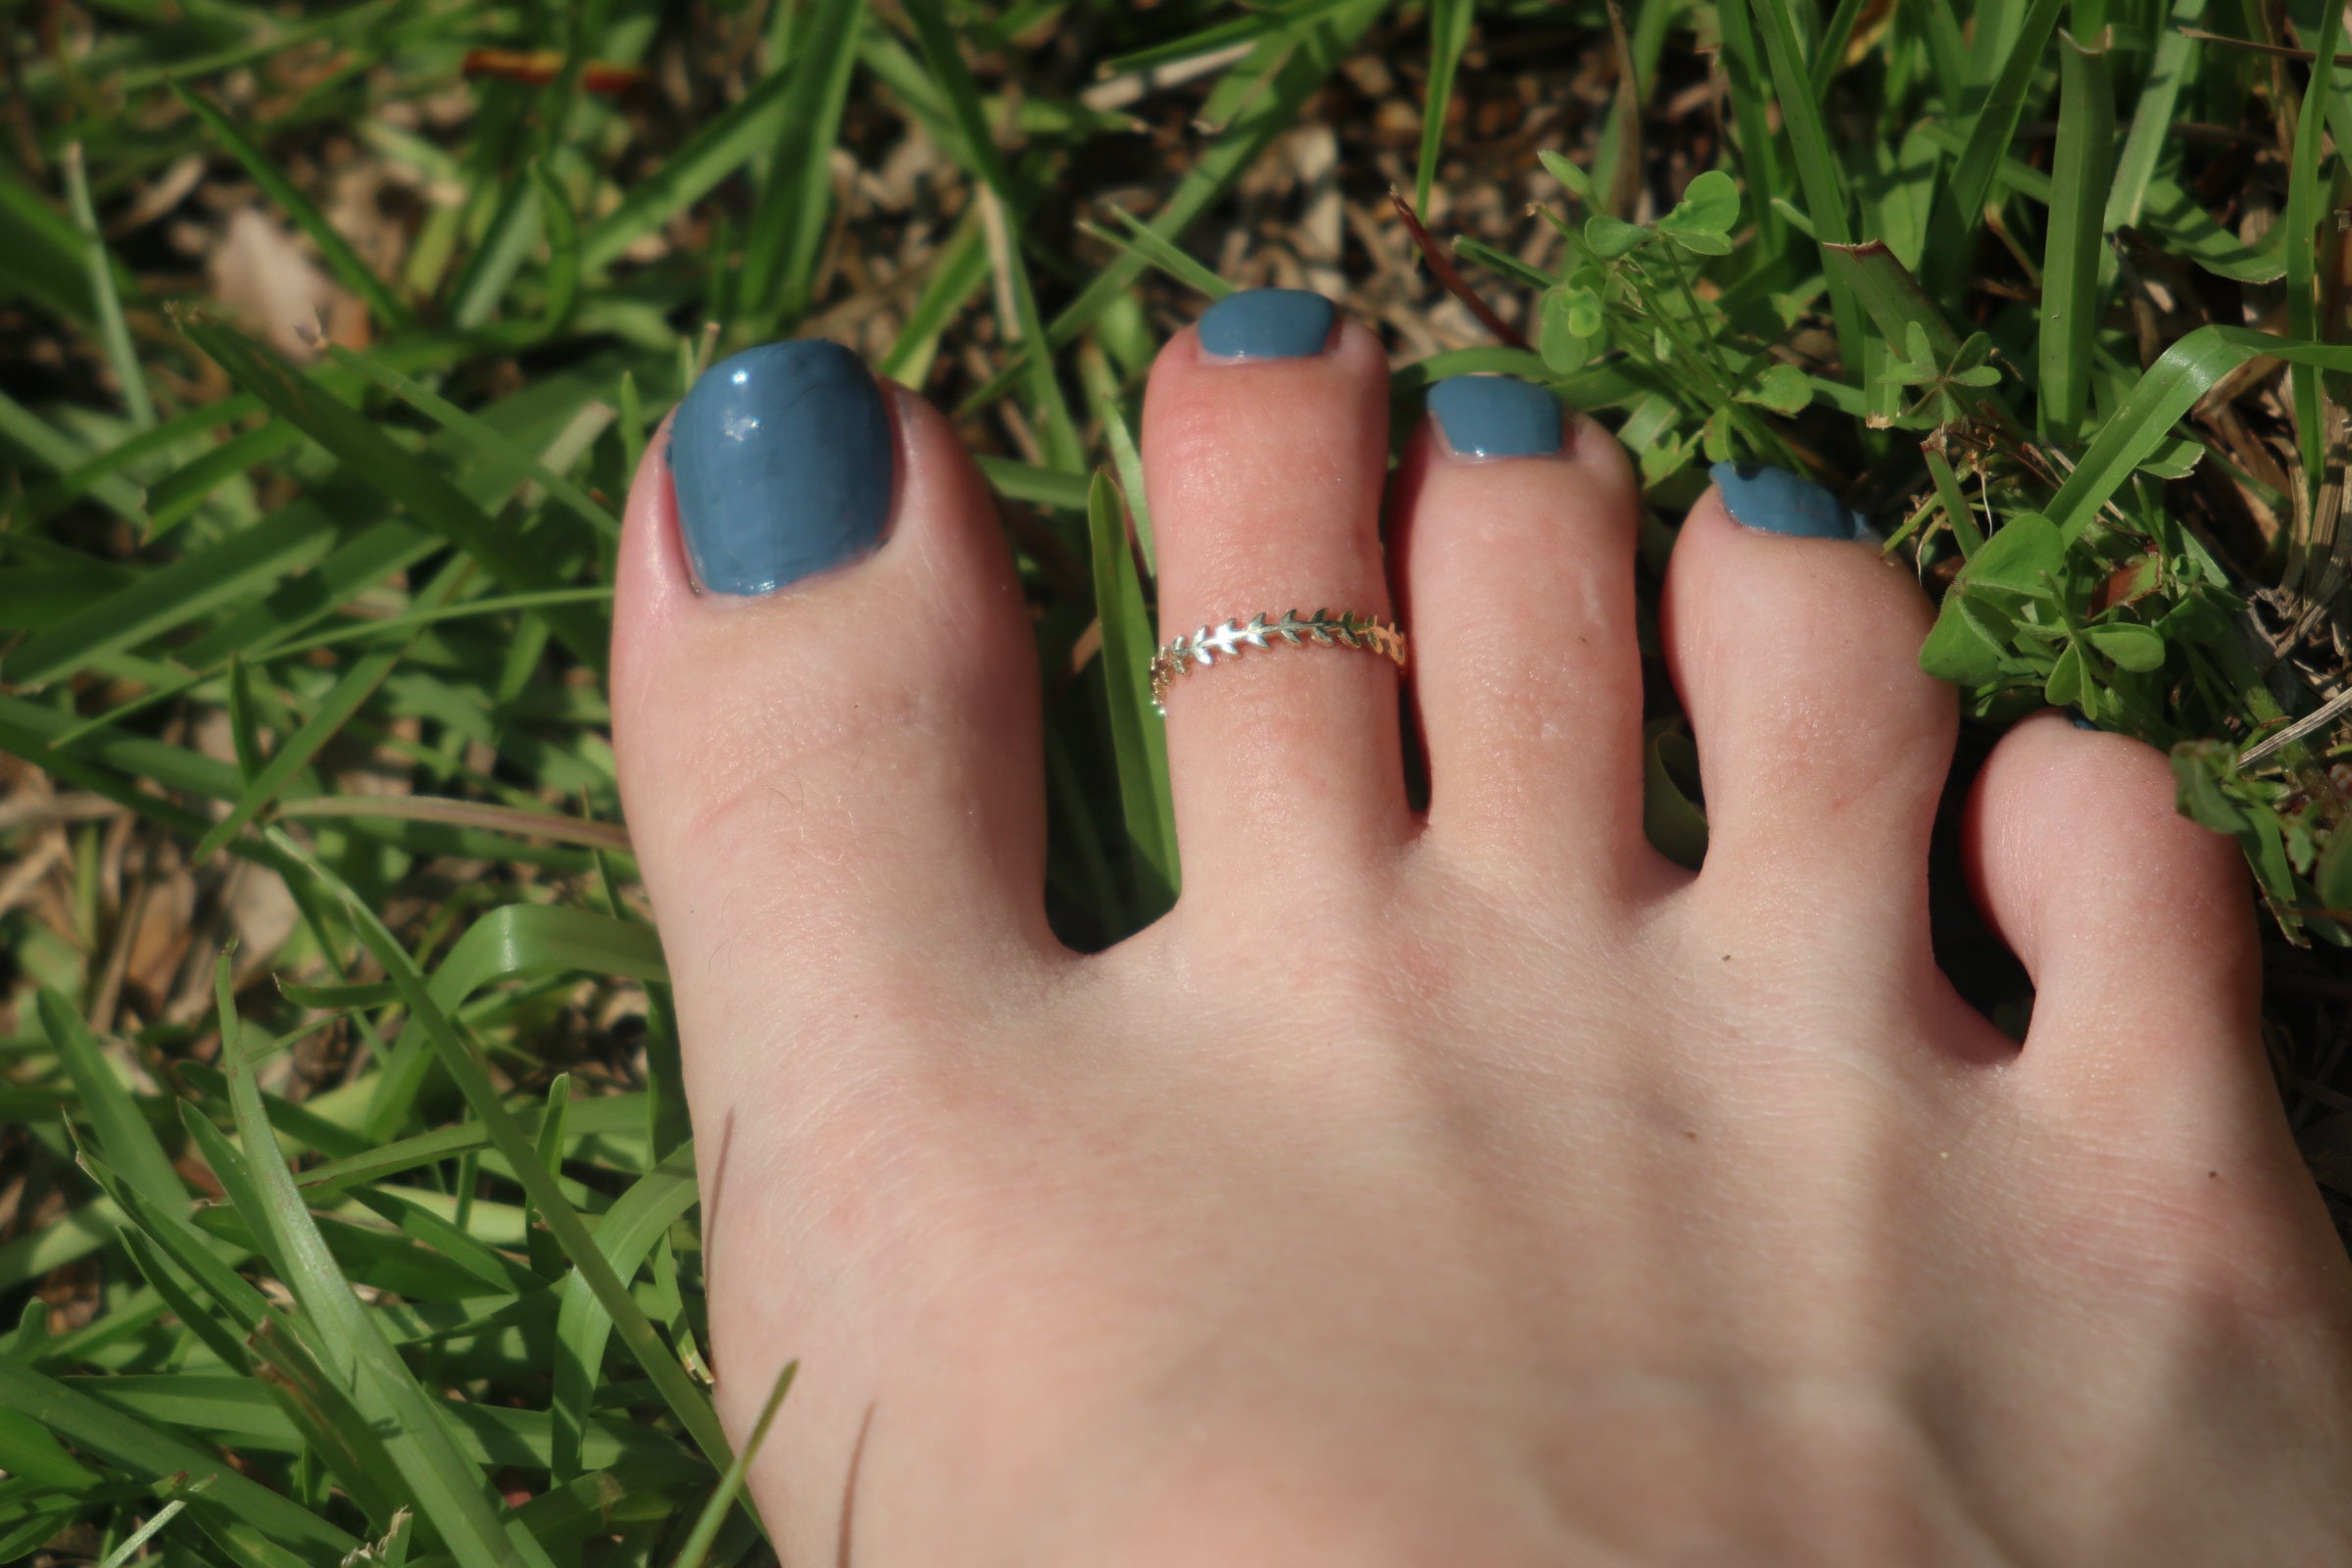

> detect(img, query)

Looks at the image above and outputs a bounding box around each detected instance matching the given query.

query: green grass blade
[319,344,617,537]
[1808,0,1873,96]
[299,1095,648,1197]
[663,1360,796,1568]
[2136,174,2288,281]
[1075,210,1236,302]
[146,420,303,538]
[0,385,151,526]
[364,903,667,1140]
[579,66,800,273]
[532,161,581,334]
[39,989,185,1215]
[1079,344,1155,568]
[264,834,738,1485]
[14,393,260,522]
[1712,0,1785,249]
[1095,1,1343,74]
[243,1313,414,1533]
[0,1200,122,1298]
[175,312,607,672]
[902,0,1084,470]
[0,693,236,803]
[525,1075,572,1277]
[1414,0,1473,215]
[1944,0,2069,229]
[175,517,433,674]
[5,501,341,689]
[76,1148,267,1328]
[1918,0,1971,108]
[1085,471,1178,907]
[192,554,468,863]
[215,952,557,1568]
[2047,325,2352,534]
[2105,0,2204,232]
[969,0,1383,414]
[550,1144,699,1481]
[94,1494,192,1568]
[1742,0,1865,374]
[62,143,155,431]
[0,164,121,327]
[0,1359,358,1558]
[877,212,988,386]
[0,1405,102,1492]
[348,1185,541,1296]
[738,0,866,331]
[2287,0,2345,500]
[171,81,410,331]
[2039,29,2116,441]
[449,175,542,332]
[1925,443,1984,556]
[116,1224,255,1374]
[975,455,1091,512]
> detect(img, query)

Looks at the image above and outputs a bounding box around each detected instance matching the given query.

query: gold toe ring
[1148,610,1407,715]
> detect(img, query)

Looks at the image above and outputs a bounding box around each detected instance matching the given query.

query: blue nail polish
[670,340,894,596]
[1198,288,1337,361]
[2069,710,2099,731]
[1710,461,1870,541]
[1429,375,1562,459]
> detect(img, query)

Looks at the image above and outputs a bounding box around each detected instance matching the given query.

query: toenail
[1428,375,1563,460]
[1197,287,1339,361]
[1709,460,1871,541]
[669,339,894,596]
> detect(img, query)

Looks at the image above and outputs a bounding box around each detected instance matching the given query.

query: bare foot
[612,299,2352,1565]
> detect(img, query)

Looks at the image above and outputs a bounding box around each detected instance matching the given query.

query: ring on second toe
[1148,610,1407,715]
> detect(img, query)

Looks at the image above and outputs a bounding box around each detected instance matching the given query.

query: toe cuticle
[1197,287,1339,362]
[1710,460,1872,542]
[669,339,896,597]
[1429,375,1564,461]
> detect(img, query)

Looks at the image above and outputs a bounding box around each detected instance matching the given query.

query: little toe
[1659,464,1957,948]
[1964,711,2264,1116]
[612,342,1057,1106]
[1390,375,1648,893]
[1965,712,2352,1356]
[1142,290,1406,895]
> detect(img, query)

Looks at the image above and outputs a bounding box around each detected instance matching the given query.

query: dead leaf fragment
[207,208,351,360]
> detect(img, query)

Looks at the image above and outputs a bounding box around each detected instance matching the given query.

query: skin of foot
[612,295,2352,1567]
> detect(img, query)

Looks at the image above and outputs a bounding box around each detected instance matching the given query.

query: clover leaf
[1584,213,1648,259]
[1656,170,1740,255]
[1738,362,1814,415]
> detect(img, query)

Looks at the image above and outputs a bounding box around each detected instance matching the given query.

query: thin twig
[273,795,632,851]
[2239,682,2352,766]
[1387,186,1530,351]
[2179,25,2321,60]
[0,792,128,833]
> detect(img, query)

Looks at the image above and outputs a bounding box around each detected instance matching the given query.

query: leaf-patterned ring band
[1148,610,1408,715]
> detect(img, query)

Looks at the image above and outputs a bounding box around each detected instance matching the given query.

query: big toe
[612,340,1058,1102]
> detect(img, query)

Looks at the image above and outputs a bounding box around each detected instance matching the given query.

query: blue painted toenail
[670,340,894,596]
[1197,288,1337,361]
[2069,710,2099,730]
[1710,461,1870,541]
[1429,375,1562,459]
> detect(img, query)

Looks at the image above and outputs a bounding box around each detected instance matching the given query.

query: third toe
[1390,376,1650,896]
